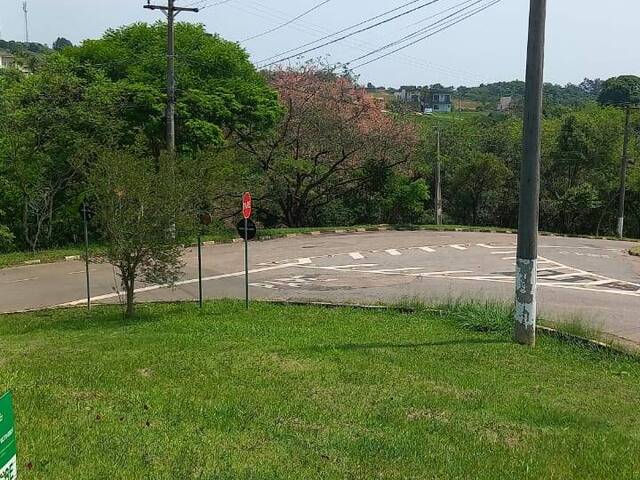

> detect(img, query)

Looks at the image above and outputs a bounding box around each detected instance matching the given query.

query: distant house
[0,50,16,69]
[394,86,422,104]
[424,89,453,113]
[497,96,514,112]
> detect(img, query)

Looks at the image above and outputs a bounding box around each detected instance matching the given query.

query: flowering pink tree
[236,66,419,226]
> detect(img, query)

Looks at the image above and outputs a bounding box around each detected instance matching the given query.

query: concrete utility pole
[22,1,29,43]
[143,0,199,154]
[434,127,443,225]
[514,0,547,346]
[617,105,631,238]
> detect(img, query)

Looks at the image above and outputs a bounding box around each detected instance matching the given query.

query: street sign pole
[244,217,249,310]
[197,212,212,310]
[198,232,203,309]
[242,192,252,310]
[82,204,91,311]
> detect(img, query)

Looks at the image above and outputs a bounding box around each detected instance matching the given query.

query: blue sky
[1,0,638,87]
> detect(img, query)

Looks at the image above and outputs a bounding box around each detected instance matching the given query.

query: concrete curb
[65,255,81,261]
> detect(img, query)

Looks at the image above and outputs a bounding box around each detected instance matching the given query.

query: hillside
[456,79,602,108]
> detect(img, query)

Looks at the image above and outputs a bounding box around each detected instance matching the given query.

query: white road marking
[385,249,402,256]
[4,277,38,284]
[349,252,364,260]
[477,244,505,249]
[491,251,516,255]
[297,258,312,265]
[67,269,97,275]
[418,270,474,277]
[543,271,591,280]
[57,262,302,307]
[418,246,436,253]
[450,244,467,251]
[502,257,517,260]
[537,266,570,272]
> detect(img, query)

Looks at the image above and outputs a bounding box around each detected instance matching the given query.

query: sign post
[242,192,252,310]
[198,212,212,309]
[0,392,17,480]
[79,202,93,311]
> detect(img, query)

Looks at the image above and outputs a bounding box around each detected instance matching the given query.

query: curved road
[1,231,639,344]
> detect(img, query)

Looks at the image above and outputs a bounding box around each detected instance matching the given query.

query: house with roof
[424,88,453,113]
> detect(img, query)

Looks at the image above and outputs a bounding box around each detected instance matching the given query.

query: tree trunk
[124,276,135,317]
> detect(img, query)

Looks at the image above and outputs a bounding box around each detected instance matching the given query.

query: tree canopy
[64,22,281,152]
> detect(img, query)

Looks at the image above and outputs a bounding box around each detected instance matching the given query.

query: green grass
[630,246,640,257]
[1,301,639,479]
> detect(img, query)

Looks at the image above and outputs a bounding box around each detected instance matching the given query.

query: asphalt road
[2,231,639,344]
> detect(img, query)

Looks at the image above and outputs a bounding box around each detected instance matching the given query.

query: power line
[346,0,485,66]
[351,0,501,70]
[259,0,444,68]
[256,0,438,65]
[226,0,489,83]
[241,0,332,42]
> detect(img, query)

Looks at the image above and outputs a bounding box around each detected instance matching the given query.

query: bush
[0,225,15,253]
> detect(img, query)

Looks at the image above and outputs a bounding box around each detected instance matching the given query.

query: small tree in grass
[91,148,195,316]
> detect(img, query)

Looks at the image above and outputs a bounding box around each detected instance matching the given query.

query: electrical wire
[241,0,332,42]
[256,0,440,65]
[345,0,487,66]
[351,0,501,70]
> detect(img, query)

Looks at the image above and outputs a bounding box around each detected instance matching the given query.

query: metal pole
[197,233,203,308]
[166,0,176,154]
[617,105,631,238]
[514,0,547,346]
[244,218,249,310]
[83,207,91,311]
[435,128,443,225]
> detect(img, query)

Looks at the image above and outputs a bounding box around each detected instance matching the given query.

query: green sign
[0,392,16,480]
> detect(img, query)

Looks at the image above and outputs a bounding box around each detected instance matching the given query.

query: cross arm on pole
[144,4,200,12]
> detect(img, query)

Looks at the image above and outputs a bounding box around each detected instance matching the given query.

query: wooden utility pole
[434,128,443,225]
[514,0,547,346]
[144,0,199,153]
[617,105,631,238]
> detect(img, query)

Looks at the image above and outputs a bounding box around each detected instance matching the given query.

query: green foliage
[598,75,640,106]
[52,37,73,51]
[65,22,281,151]
[90,147,197,316]
[0,225,15,253]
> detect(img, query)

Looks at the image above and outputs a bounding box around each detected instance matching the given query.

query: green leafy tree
[65,22,281,153]
[52,37,73,51]
[0,54,125,250]
[90,148,196,316]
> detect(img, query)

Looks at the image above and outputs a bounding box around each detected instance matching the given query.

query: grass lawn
[1,302,639,479]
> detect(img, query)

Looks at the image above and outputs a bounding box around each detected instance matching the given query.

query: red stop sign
[242,192,252,219]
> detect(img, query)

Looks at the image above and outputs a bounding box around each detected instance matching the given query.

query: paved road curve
[1,231,639,344]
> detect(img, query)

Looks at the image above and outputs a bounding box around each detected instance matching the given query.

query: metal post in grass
[80,202,92,311]
[198,212,212,309]
[242,193,252,310]
[515,0,547,346]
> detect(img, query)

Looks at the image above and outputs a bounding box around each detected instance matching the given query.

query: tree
[449,153,509,225]
[599,75,640,236]
[65,22,281,153]
[236,65,419,227]
[0,54,126,251]
[90,147,196,316]
[53,37,73,51]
